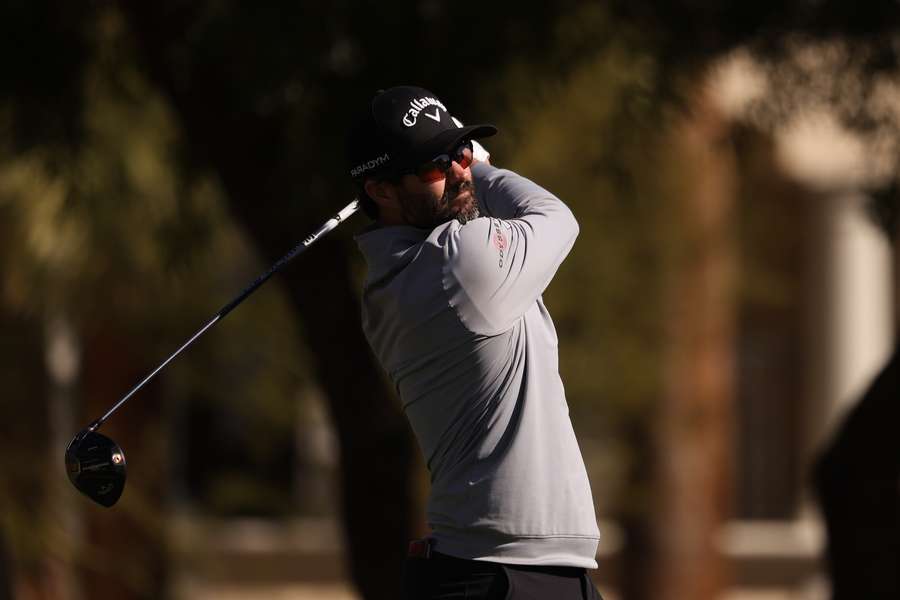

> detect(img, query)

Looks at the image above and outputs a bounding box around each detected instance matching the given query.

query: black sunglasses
[399,140,474,183]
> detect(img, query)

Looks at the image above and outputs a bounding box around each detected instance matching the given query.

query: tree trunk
[77,325,169,600]
[44,314,82,600]
[0,311,55,600]
[0,534,10,600]
[650,84,737,600]
[618,420,656,600]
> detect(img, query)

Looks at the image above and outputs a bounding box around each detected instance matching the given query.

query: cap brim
[403,124,498,170]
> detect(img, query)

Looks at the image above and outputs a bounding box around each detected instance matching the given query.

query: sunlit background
[2,2,899,599]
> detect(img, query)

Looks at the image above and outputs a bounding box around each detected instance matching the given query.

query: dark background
[2,2,898,599]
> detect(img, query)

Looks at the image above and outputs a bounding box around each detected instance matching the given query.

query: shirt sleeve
[443,163,579,335]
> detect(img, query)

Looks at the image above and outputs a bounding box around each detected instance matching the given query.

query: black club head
[65,430,127,507]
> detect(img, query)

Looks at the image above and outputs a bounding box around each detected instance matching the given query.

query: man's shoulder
[436,217,520,335]
[437,217,505,274]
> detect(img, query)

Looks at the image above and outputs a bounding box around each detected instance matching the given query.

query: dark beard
[446,179,480,225]
[398,179,481,229]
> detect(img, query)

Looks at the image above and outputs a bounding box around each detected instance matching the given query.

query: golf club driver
[66,199,360,507]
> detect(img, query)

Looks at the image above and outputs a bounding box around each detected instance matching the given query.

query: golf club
[66,199,361,507]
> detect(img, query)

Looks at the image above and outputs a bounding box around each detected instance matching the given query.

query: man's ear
[364,179,396,208]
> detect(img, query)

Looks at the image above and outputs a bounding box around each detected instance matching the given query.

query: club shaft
[89,199,360,431]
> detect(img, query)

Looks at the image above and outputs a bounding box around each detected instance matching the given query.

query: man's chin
[452,193,480,225]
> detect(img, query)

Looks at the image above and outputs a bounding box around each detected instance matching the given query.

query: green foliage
[0,4,313,580]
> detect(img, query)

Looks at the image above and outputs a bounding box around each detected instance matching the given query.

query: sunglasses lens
[417,165,447,183]
[416,156,450,182]
[414,141,474,182]
[455,143,473,169]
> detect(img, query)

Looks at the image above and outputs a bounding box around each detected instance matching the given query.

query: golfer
[347,86,602,599]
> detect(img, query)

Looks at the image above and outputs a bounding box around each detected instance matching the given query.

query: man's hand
[453,116,491,165]
[471,139,491,165]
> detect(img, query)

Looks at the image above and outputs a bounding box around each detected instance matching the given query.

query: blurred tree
[0,310,52,599]
[0,535,9,600]
[730,126,813,520]
[0,3,90,593]
[651,88,738,600]
[0,2,303,597]
[608,5,900,600]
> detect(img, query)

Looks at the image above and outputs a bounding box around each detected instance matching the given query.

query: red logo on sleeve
[491,221,507,268]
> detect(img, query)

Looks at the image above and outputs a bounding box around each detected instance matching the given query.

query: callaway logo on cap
[346,86,497,181]
[402,96,448,127]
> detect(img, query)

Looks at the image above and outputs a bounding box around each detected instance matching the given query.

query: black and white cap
[346,86,497,181]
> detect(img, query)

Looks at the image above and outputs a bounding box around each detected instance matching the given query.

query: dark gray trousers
[401,551,604,599]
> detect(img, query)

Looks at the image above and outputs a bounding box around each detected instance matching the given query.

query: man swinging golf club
[347,86,602,599]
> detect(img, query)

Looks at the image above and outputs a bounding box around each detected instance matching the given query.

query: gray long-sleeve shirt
[355,163,599,568]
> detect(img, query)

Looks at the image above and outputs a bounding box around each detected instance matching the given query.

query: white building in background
[775,115,896,446]
[712,49,898,600]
